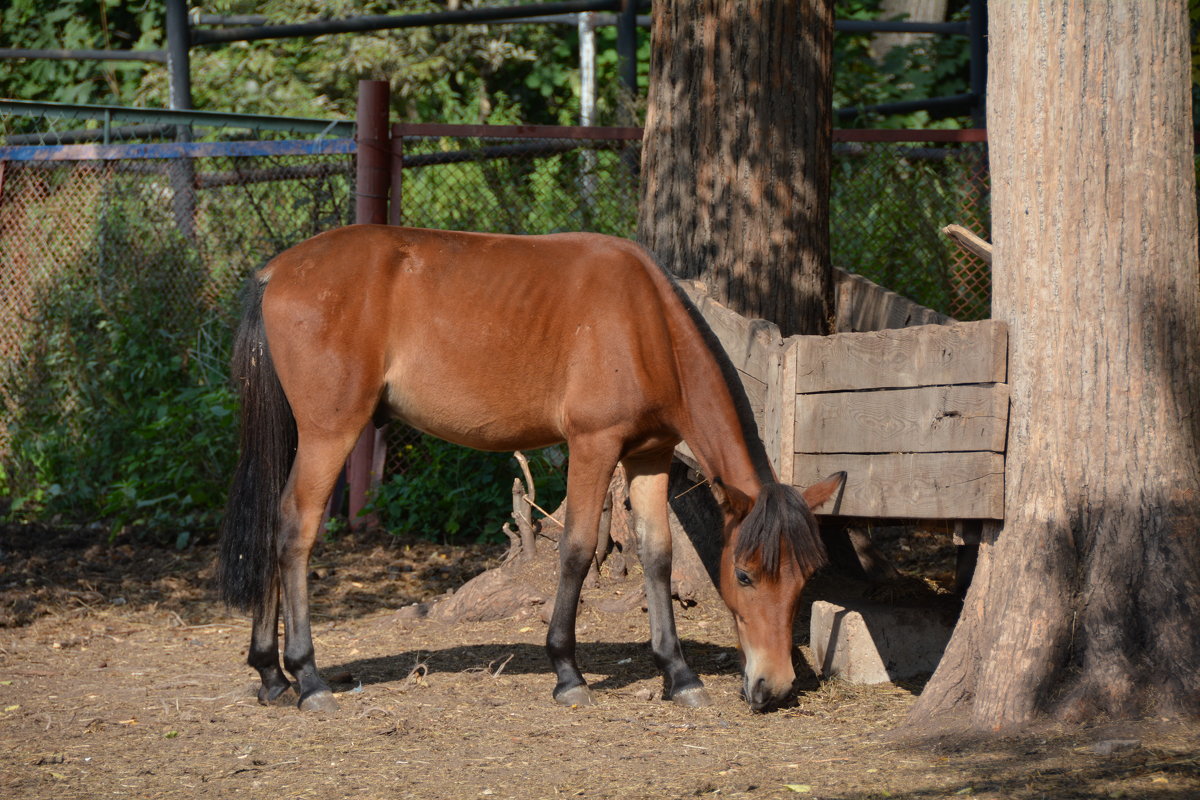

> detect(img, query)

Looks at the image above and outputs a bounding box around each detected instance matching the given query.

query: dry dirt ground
[1,523,1197,800]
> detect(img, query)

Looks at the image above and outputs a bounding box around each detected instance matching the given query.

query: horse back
[258,225,686,452]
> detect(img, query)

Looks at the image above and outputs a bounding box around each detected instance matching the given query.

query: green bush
[365,437,567,544]
[1,225,239,537]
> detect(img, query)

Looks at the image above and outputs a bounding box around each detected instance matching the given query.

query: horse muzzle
[743,675,794,713]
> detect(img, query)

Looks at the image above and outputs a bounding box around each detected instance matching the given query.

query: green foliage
[365,438,566,544]
[0,0,164,107]
[400,143,639,237]
[3,0,649,128]
[1,215,239,537]
[833,0,973,128]
[830,143,988,317]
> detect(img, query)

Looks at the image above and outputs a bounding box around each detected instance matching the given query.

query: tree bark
[869,0,949,61]
[909,1,1200,730]
[639,0,834,337]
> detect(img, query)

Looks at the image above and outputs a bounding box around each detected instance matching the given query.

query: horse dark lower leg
[624,451,710,707]
[247,575,292,704]
[546,438,619,706]
[278,530,334,711]
[277,440,350,712]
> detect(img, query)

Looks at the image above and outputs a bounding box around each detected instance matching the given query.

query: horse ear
[802,471,846,511]
[710,478,751,516]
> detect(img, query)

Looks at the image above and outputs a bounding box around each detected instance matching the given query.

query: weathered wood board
[791,320,1008,394]
[833,268,952,332]
[678,280,780,437]
[794,384,1010,455]
[791,452,1005,520]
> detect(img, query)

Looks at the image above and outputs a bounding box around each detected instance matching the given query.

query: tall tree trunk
[639,0,833,337]
[910,1,1200,730]
[868,0,949,61]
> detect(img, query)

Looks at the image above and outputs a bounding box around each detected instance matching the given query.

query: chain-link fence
[1,103,992,528]
[831,138,990,321]
[0,106,355,475]
[395,130,641,239]
[392,129,992,321]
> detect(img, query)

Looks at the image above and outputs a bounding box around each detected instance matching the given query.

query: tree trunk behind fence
[639,0,834,338]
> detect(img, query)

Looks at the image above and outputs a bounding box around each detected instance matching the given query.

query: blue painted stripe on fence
[0,138,356,161]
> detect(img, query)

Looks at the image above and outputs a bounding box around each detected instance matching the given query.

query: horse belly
[381,348,565,452]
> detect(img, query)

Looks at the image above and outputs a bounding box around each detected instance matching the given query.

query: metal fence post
[347,79,391,529]
[968,0,988,128]
[616,0,638,113]
[165,0,195,239]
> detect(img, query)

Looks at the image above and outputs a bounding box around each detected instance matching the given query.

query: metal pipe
[579,13,595,126]
[968,0,988,127]
[474,13,650,27]
[4,123,179,146]
[0,99,355,136]
[165,0,192,111]
[355,80,391,225]
[165,0,195,240]
[190,14,269,27]
[616,0,638,95]
[834,20,969,35]
[389,134,404,226]
[0,48,167,62]
[190,0,621,46]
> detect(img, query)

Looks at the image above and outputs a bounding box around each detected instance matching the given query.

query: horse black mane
[654,267,777,484]
[735,482,828,578]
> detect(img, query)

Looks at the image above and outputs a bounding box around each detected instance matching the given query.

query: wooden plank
[763,339,796,482]
[792,452,1005,519]
[794,384,1009,454]
[941,224,993,265]
[739,370,767,434]
[677,280,780,382]
[698,299,779,381]
[792,319,1007,393]
[833,268,952,332]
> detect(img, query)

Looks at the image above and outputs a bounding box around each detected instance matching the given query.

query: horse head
[712,473,845,711]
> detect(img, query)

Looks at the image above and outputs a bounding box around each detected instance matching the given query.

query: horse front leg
[623,449,711,707]
[247,574,293,704]
[546,436,620,707]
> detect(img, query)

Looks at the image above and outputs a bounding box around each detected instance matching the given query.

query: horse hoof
[554,685,594,708]
[298,689,339,713]
[258,683,298,707]
[671,687,713,708]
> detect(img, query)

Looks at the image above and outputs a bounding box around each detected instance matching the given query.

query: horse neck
[656,286,770,502]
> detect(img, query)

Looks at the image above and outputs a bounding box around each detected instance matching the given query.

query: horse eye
[735,569,753,587]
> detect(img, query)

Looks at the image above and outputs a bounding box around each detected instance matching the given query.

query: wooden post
[347,79,391,529]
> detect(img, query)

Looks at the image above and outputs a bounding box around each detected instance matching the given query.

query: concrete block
[809,599,956,684]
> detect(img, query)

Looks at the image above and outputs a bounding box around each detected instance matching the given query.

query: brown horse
[218,224,843,713]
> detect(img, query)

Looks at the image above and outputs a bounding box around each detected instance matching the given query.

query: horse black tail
[217,277,297,614]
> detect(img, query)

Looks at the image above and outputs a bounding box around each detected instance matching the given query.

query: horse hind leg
[277,430,360,712]
[623,449,711,707]
[247,575,293,705]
